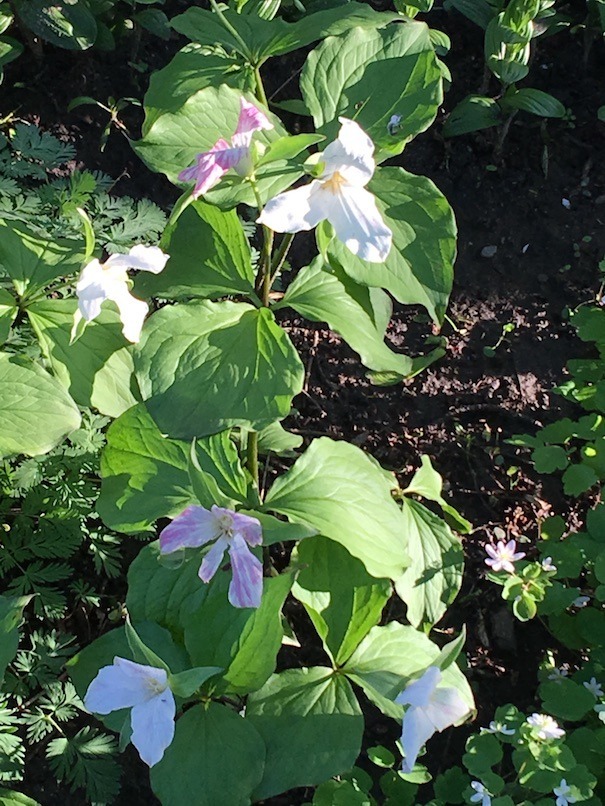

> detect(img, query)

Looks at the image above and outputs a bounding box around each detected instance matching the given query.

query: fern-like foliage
[47,727,122,804]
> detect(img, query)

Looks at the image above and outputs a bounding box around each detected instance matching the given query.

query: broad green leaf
[135,301,304,439]
[0,219,84,297]
[245,511,318,546]
[0,791,40,806]
[322,166,456,324]
[264,437,409,580]
[531,445,568,473]
[184,571,292,694]
[0,594,31,682]
[277,257,417,379]
[445,0,496,28]
[394,498,464,629]
[143,45,254,135]
[503,87,565,118]
[133,86,295,208]
[0,353,81,457]
[169,666,223,698]
[563,463,598,496]
[247,667,364,800]
[13,0,97,49]
[300,23,442,154]
[27,299,138,418]
[150,703,265,806]
[257,133,325,166]
[0,287,17,344]
[443,95,502,136]
[255,421,303,456]
[98,404,247,532]
[292,536,391,664]
[343,622,474,719]
[171,3,399,61]
[134,201,256,301]
[485,14,530,85]
[404,455,471,533]
[0,37,23,67]
[538,679,595,721]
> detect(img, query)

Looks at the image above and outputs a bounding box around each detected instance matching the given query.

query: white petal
[426,686,470,732]
[130,690,176,767]
[76,259,110,322]
[325,184,392,263]
[105,245,169,274]
[321,118,375,187]
[84,657,165,714]
[106,283,149,343]
[257,182,326,233]
[400,706,435,772]
[395,666,441,708]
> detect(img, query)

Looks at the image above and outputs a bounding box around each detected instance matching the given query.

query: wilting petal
[321,118,375,187]
[400,706,435,773]
[106,245,169,275]
[160,505,221,554]
[325,184,392,263]
[231,511,262,547]
[427,686,469,732]
[232,98,273,149]
[179,139,244,198]
[105,282,149,343]
[199,536,229,583]
[396,666,441,709]
[84,657,165,714]
[130,690,176,767]
[228,533,263,608]
[258,182,327,233]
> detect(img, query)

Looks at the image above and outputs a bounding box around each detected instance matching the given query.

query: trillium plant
[0,2,481,804]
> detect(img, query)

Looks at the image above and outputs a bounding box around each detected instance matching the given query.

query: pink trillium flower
[484,538,525,574]
[75,245,168,343]
[178,98,273,198]
[257,117,392,263]
[84,657,175,767]
[159,505,263,608]
[395,665,469,773]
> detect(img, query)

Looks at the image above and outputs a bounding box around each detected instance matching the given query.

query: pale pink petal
[199,536,229,582]
[321,118,375,187]
[84,657,166,714]
[231,98,273,149]
[325,184,392,262]
[427,686,470,732]
[258,182,326,233]
[400,706,435,773]
[231,512,262,547]
[178,139,241,198]
[395,666,441,709]
[484,544,498,560]
[160,506,221,554]
[228,534,263,608]
[130,690,176,767]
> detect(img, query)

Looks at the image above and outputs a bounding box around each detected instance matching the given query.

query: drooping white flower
[395,665,469,773]
[583,677,603,698]
[159,505,263,609]
[526,713,565,741]
[75,245,168,343]
[553,779,577,806]
[484,539,525,573]
[258,117,392,263]
[541,556,557,572]
[482,720,515,736]
[84,657,175,767]
[470,781,492,806]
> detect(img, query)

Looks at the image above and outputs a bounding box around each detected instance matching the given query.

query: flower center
[145,677,167,696]
[321,171,347,194]
[216,512,234,538]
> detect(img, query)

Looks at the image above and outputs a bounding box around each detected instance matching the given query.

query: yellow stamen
[321,171,347,194]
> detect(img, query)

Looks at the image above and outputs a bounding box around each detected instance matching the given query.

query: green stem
[246,431,259,487]
[254,65,268,107]
[270,232,295,283]
[209,0,250,58]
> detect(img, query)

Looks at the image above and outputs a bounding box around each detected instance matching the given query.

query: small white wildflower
[548,666,569,682]
[541,556,557,572]
[470,780,491,806]
[553,779,576,806]
[482,720,515,736]
[526,713,565,741]
[584,677,604,698]
[484,539,525,573]
[572,595,590,608]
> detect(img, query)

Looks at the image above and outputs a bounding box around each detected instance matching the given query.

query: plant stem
[208,0,250,58]
[270,232,295,283]
[254,65,268,107]
[246,431,259,487]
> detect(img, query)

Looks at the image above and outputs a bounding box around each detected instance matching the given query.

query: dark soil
[5,2,605,803]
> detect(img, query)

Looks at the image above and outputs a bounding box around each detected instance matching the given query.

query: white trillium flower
[84,656,176,766]
[526,713,565,741]
[470,781,492,805]
[258,117,392,263]
[553,779,577,806]
[395,665,470,773]
[583,677,603,698]
[75,245,169,343]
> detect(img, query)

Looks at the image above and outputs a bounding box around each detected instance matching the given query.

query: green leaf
[562,463,598,496]
[135,8,170,40]
[343,622,474,719]
[246,510,318,546]
[264,437,409,580]
[0,37,23,67]
[292,536,391,664]
[257,133,325,166]
[27,299,138,418]
[443,95,502,136]
[322,166,455,324]
[463,733,502,776]
[134,201,255,301]
[532,445,569,473]
[394,498,464,629]
[0,218,84,297]
[0,353,81,457]
[255,421,303,456]
[183,571,293,695]
[539,678,596,721]
[13,0,97,50]
[404,455,471,533]
[434,626,467,671]
[246,667,364,800]
[98,404,247,532]
[277,257,416,379]
[0,791,40,806]
[0,288,17,344]
[484,14,530,85]
[124,618,170,672]
[0,594,31,682]
[133,86,295,209]
[150,703,265,806]
[445,0,495,28]
[300,23,442,155]
[135,301,304,439]
[168,666,223,698]
[503,88,566,118]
